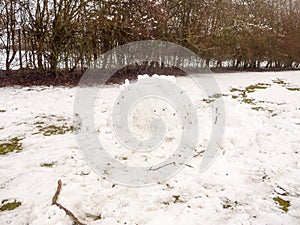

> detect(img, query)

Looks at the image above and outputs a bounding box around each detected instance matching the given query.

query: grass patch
[172,195,184,203]
[203,93,227,104]
[86,214,102,221]
[286,87,300,91]
[242,98,255,104]
[230,83,271,106]
[222,199,238,209]
[33,115,79,136]
[0,200,21,211]
[251,106,265,111]
[272,79,287,85]
[38,125,77,136]
[273,197,290,212]
[0,137,22,155]
[40,162,55,167]
[230,83,280,115]
[245,83,271,93]
[93,215,102,220]
[34,121,45,125]
[223,204,233,209]
[251,106,275,115]
[35,114,59,119]
[273,78,300,92]
[203,98,215,104]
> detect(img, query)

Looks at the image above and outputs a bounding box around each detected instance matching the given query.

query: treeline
[0,0,300,76]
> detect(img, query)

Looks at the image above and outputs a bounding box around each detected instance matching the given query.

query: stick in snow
[52,180,86,225]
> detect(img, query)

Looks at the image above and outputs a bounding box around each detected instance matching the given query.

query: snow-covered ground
[0,71,299,225]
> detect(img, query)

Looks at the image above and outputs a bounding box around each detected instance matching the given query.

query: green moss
[0,200,21,211]
[273,197,290,212]
[0,137,22,155]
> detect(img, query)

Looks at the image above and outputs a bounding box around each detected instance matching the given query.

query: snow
[0,71,300,224]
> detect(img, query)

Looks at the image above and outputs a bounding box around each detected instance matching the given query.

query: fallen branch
[193,150,205,158]
[52,180,86,225]
[149,162,176,171]
[52,180,62,205]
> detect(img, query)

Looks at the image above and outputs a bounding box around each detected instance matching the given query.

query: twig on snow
[52,180,86,225]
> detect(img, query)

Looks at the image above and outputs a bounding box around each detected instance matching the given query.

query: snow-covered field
[0,71,299,225]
